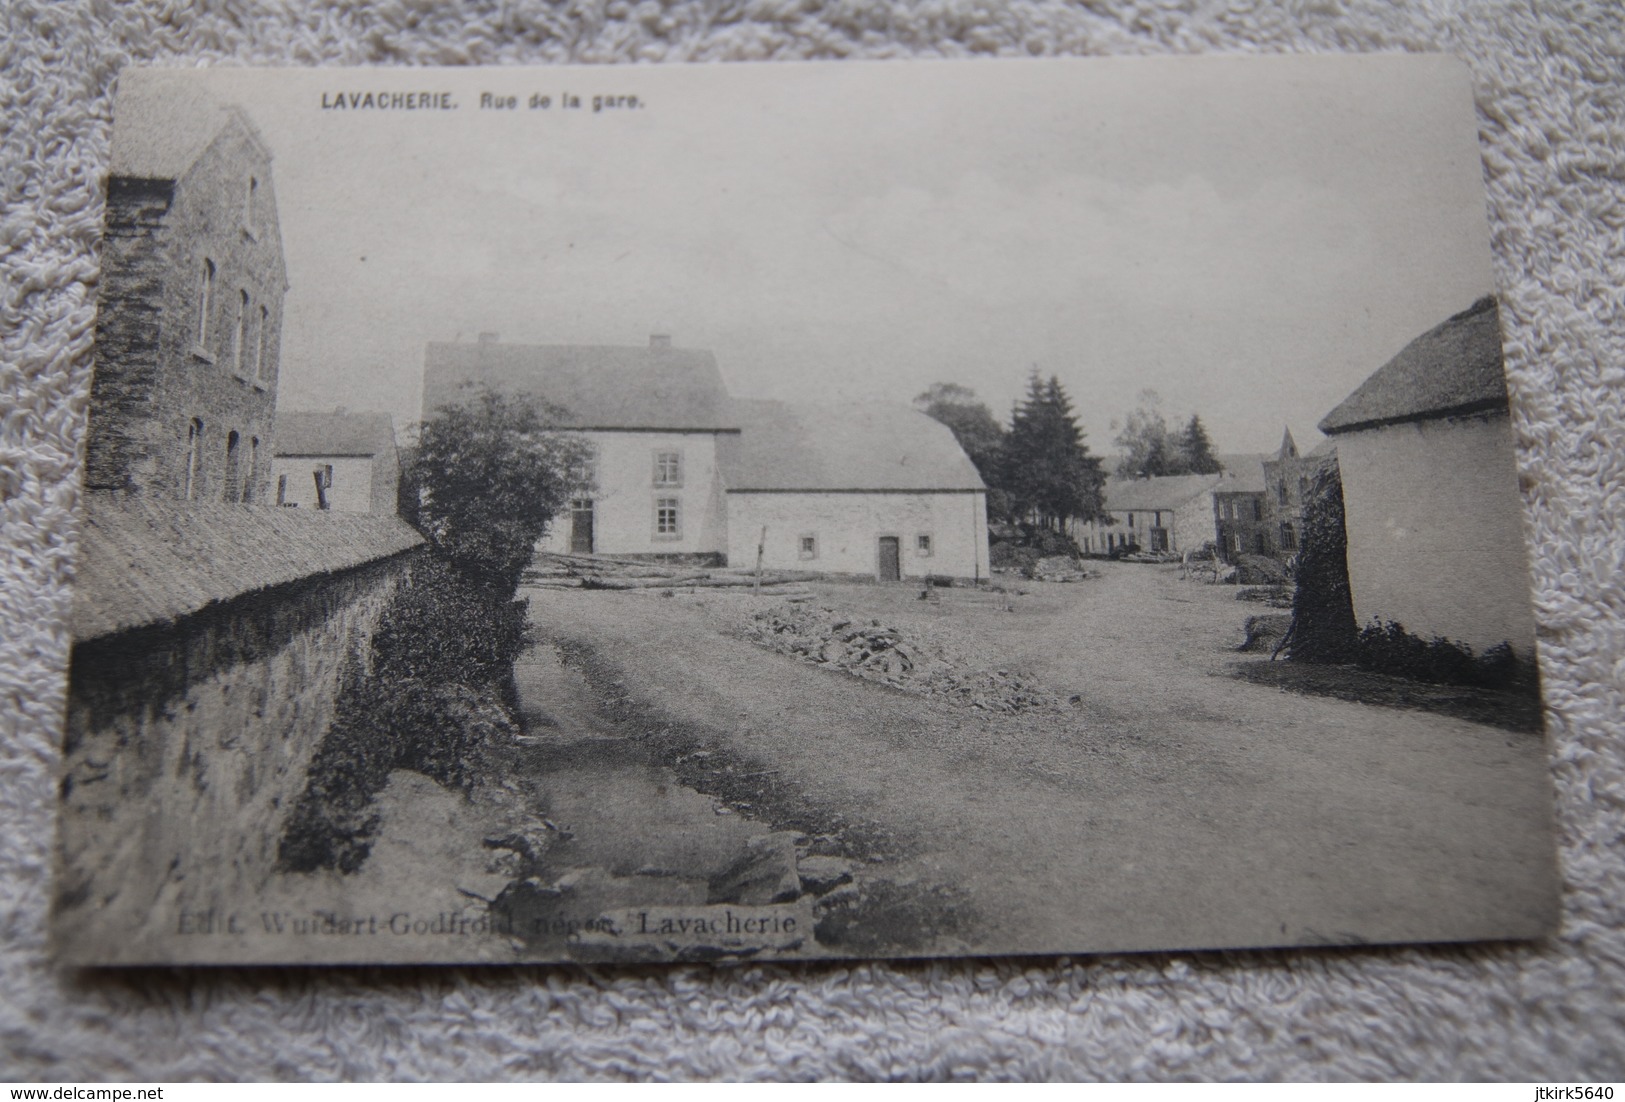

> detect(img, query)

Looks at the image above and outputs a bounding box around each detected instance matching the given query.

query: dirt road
[522,562,1559,957]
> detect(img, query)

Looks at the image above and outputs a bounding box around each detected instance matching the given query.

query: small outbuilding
[271,409,401,515]
[1318,296,1535,657]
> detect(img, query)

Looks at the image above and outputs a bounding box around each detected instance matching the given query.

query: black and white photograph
[54,56,1560,966]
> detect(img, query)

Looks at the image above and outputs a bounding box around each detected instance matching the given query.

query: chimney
[649,333,672,351]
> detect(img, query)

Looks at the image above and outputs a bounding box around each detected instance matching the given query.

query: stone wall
[53,548,420,963]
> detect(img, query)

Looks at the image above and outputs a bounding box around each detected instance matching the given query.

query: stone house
[1072,460,1266,561]
[84,81,287,504]
[420,335,990,580]
[1210,458,1270,562]
[1260,428,1339,558]
[271,409,401,515]
[1318,296,1536,657]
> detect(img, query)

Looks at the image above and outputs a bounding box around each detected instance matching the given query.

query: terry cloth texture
[2,0,1622,1083]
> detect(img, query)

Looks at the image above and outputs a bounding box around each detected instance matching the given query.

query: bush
[1284,464,1359,664]
[1354,620,1529,691]
[369,557,528,685]
[277,554,522,873]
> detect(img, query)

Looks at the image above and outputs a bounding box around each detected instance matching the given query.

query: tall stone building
[84,82,287,503]
[1261,427,1338,559]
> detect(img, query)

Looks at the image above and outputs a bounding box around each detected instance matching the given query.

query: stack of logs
[523,551,813,599]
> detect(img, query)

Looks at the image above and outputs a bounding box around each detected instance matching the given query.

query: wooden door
[878,536,901,582]
[570,499,594,554]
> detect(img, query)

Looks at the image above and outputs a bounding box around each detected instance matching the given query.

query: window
[242,437,259,503]
[232,290,249,375]
[799,534,818,561]
[252,305,269,384]
[654,496,680,539]
[1127,512,1135,528]
[224,431,241,502]
[184,418,204,500]
[1252,499,1263,521]
[196,259,216,347]
[245,176,258,232]
[1277,484,1289,507]
[1281,523,1297,551]
[653,450,682,487]
[916,534,932,557]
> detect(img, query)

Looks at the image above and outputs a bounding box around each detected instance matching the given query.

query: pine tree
[1177,414,1222,474]
[1000,372,1103,532]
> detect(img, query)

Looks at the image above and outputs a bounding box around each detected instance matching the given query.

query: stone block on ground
[708,830,803,905]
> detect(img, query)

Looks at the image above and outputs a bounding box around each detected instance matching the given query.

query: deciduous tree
[402,385,594,596]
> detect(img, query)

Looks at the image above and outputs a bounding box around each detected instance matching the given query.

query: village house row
[82,87,1535,663]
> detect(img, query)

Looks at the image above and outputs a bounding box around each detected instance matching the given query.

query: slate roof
[1102,474,1222,513]
[1215,454,1268,494]
[1320,297,1509,435]
[109,74,268,181]
[421,340,737,431]
[719,400,985,492]
[72,495,423,642]
[275,409,397,458]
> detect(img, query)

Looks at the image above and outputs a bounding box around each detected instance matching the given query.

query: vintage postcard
[55,56,1559,965]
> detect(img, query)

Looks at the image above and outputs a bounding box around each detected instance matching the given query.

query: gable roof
[1103,473,1223,513]
[72,496,423,642]
[1320,297,1509,435]
[275,409,397,458]
[422,339,737,432]
[110,75,269,181]
[719,400,985,492]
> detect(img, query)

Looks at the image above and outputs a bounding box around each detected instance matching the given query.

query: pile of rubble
[745,604,1061,713]
[1026,555,1095,583]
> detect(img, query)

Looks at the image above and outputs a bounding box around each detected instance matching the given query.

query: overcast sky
[136,55,1498,458]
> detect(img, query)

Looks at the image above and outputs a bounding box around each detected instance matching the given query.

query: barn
[720,399,989,582]
[1319,296,1536,657]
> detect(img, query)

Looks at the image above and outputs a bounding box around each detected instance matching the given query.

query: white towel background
[2,0,1622,1081]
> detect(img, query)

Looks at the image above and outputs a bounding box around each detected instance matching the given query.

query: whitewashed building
[721,400,989,581]
[1319,297,1536,657]
[420,335,989,580]
[271,409,400,515]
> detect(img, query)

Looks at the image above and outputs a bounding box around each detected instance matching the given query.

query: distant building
[84,82,287,504]
[1211,458,1270,562]
[420,334,989,580]
[1073,457,1267,562]
[1319,296,1535,656]
[1260,428,1339,559]
[271,409,400,515]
